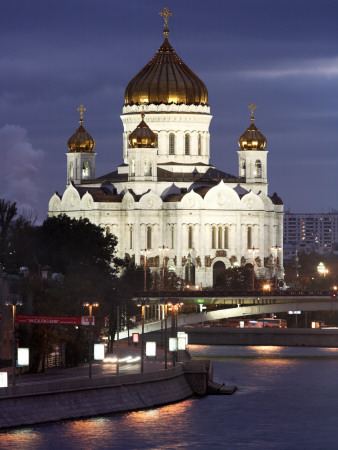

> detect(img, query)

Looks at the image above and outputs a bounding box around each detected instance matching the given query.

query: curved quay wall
[0,363,209,430]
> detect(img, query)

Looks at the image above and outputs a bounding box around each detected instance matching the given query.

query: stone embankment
[0,361,211,429]
[184,326,338,347]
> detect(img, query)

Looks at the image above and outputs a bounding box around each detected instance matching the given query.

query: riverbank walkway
[5,340,187,386]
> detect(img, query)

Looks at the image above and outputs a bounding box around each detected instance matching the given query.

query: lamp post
[83,299,99,378]
[141,249,151,292]
[137,297,150,373]
[158,245,169,290]
[160,299,169,369]
[5,295,23,386]
[248,247,259,291]
[168,301,183,366]
[271,245,282,289]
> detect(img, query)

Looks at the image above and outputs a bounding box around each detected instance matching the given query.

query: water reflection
[0,428,43,449]
[2,346,338,449]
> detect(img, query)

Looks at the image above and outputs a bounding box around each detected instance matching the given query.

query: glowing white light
[17,348,29,366]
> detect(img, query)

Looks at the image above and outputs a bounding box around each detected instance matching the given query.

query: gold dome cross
[160,6,172,37]
[77,104,86,124]
[248,102,257,122]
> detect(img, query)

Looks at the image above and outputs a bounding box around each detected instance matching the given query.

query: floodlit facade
[48,9,284,288]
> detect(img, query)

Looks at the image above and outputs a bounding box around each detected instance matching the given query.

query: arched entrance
[213,261,226,287]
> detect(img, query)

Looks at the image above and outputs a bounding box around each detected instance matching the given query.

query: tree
[35,214,122,277]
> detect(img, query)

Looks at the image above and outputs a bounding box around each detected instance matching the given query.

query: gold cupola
[67,105,95,153]
[238,102,267,150]
[129,114,157,148]
[124,7,208,106]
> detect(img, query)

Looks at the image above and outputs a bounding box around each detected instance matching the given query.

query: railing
[135,290,334,298]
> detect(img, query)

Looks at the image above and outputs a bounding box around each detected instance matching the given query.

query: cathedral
[48,7,284,288]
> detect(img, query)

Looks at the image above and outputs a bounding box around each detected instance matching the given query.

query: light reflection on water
[1,346,338,449]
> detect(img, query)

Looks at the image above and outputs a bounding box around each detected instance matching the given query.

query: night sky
[1,0,337,221]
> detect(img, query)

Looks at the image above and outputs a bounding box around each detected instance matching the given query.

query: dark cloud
[1,0,338,220]
[0,125,44,214]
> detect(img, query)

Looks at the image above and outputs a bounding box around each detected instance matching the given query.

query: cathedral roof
[270,192,283,205]
[74,186,122,202]
[124,13,208,106]
[238,102,267,151]
[67,105,95,153]
[129,115,157,148]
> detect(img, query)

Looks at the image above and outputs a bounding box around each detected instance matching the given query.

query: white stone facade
[48,35,284,288]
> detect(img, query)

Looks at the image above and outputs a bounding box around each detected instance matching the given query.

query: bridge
[120,295,338,340]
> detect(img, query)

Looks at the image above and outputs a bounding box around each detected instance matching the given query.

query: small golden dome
[67,105,95,153]
[238,102,267,150]
[129,114,157,148]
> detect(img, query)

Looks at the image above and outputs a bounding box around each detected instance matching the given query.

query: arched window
[198,134,202,156]
[106,226,110,236]
[69,161,74,179]
[171,226,175,249]
[169,133,175,155]
[255,160,262,178]
[188,226,193,249]
[211,226,216,249]
[218,226,222,249]
[82,161,90,179]
[224,227,229,249]
[144,160,151,176]
[146,226,152,250]
[241,160,246,177]
[185,134,190,155]
[247,227,252,249]
[129,226,133,249]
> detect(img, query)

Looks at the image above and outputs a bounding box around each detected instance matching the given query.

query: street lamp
[271,245,282,289]
[141,249,151,292]
[5,295,23,386]
[158,245,169,290]
[317,262,328,277]
[137,297,150,373]
[83,299,99,378]
[160,298,169,369]
[248,247,259,291]
[167,301,184,366]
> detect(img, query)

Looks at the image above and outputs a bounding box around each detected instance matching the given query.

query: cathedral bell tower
[127,113,158,181]
[237,102,268,192]
[66,105,96,185]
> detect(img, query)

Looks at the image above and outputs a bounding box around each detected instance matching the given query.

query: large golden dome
[67,105,95,153]
[129,114,157,148]
[238,102,267,150]
[124,36,208,106]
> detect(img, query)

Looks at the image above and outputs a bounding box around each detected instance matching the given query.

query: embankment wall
[184,327,338,347]
[0,362,208,429]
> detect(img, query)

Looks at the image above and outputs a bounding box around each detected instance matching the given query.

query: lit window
[147,226,152,249]
[185,134,190,155]
[212,226,216,249]
[188,226,193,249]
[247,227,252,249]
[218,226,222,249]
[224,227,229,249]
[169,133,175,155]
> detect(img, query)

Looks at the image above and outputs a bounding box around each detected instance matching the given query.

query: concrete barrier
[0,362,213,429]
[183,327,338,347]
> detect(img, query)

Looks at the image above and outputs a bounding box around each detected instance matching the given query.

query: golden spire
[159,6,172,37]
[77,104,86,125]
[248,102,257,123]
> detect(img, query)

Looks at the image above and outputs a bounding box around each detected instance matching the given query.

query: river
[1,345,338,449]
